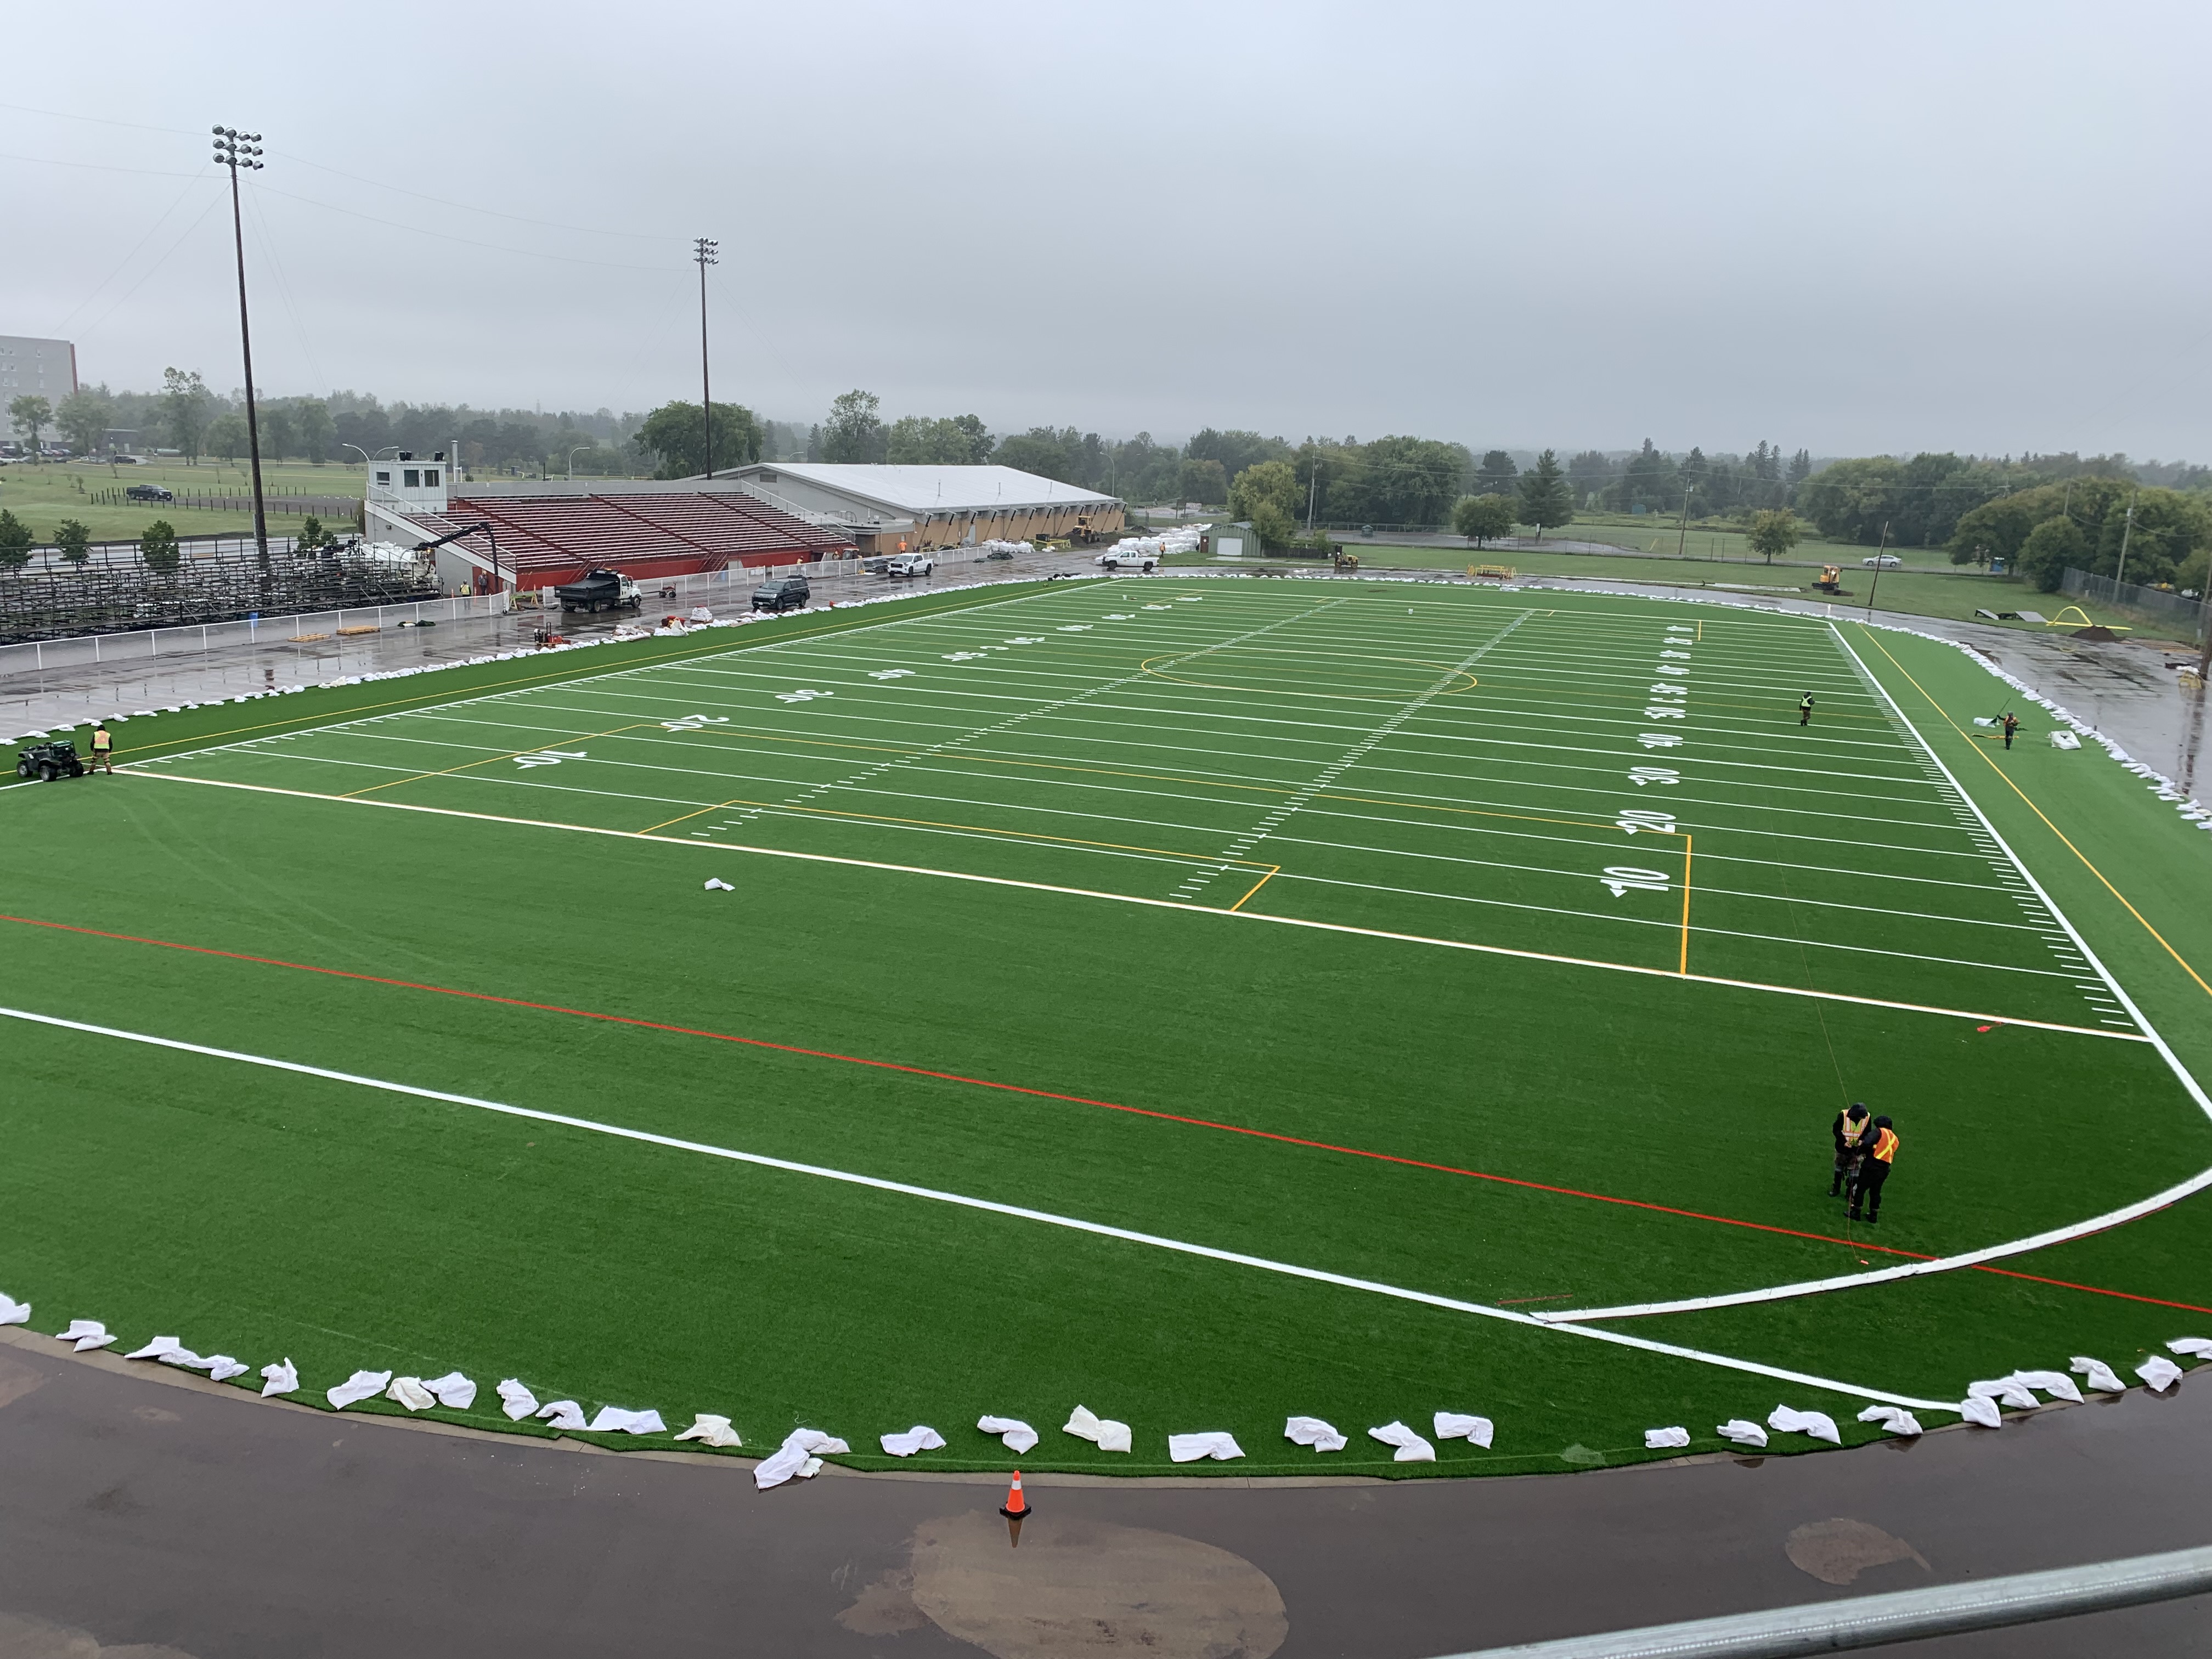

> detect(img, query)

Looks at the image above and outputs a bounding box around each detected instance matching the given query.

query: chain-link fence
[2061,567,2209,643]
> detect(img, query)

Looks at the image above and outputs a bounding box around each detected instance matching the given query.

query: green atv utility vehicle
[15,740,87,781]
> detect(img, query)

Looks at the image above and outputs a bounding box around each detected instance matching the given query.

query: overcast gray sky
[8,0,2207,459]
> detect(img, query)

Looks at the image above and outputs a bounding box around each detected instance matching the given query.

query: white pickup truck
[884,552,935,578]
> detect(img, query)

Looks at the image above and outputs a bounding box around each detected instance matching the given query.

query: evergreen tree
[1475,449,1518,496]
[1515,450,1575,542]
[0,508,32,569]
[54,518,91,567]
[139,519,180,574]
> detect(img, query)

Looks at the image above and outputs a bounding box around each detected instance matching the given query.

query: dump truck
[554,569,642,613]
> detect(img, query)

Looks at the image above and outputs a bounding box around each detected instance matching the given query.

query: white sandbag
[586,1406,666,1435]
[1767,1405,1841,1443]
[1062,1404,1133,1453]
[2137,1356,2183,1392]
[387,1376,437,1412]
[535,1400,588,1430]
[328,1369,393,1409]
[1167,1431,1244,1463]
[424,1372,477,1410]
[56,1319,115,1352]
[496,1379,540,1421]
[1644,1426,1691,1450]
[259,1359,299,1397]
[704,877,733,891]
[1969,1378,2040,1410]
[2008,1369,2083,1403]
[1718,1419,1769,1447]
[1432,1412,1494,1449]
[201,1356,247,1382]
[2168,1338,2212,1359]
[1959,1395,2002,1428]
[754,1427,849,1489]
[0,1293,29,1326]
[1284,1416,1346,1452]
[1857,1406,1923,1437]
[125,1335,193,1363]
[1367,1421,1436,1463]
[2071,1357,2127,1393]
[675,1414,743,1448]
[978,1415,1039,1454]
[879,1425,947,1458]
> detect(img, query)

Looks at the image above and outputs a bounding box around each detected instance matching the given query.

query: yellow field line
[119,770,2153,1042]
[1679,833,1694,975]
[1228,867,1281,911]
[1853,627,2211,1002]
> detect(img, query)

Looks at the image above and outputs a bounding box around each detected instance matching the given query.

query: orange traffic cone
[999,1470,1030,1519]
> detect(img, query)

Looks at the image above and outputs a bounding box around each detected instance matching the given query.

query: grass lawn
[3,575,2205,1479]
[0,459,360,544]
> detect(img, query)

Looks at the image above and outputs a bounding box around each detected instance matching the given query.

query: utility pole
[693,238,719,478]
[213,126,269,569]
[2113,488,2139,589]
[1675,464,1694,558]
[1864,521,1891,619]
[1306,456,1319,532]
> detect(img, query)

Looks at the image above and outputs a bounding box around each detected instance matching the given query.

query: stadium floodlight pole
[568,445,591,481]
[693,237,719,478]
[212,126,270,569]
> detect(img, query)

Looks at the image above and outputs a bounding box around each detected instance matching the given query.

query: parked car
[752,574,811,612]
[110,453,143,464]
[125,483,174,502]
[1863,553,1902,569]
[884,553,935,578]
[860,555,893,575]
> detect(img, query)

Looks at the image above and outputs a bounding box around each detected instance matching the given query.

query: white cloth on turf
[2070,1357,2127,1393]
[1644,1426,1691,1450]
[880,1425,946,1458]
[2137,1356,2183,1392]
[328,1370,393,1409]
[1368,1421,1436,1463]
[704,878,733,891]
[1857,1406,1923,1437]
[978,1415,1039,1454]
[259,1359,299,1397]
[1719,1420,1769,1447]
[1168,1431,1244,1463]
[201,1356,247,1381]
[1969,1378,2039,1410]
[676,1414,743,1448]
[497,1379,540,1421]
[1284,1416,1347,1453]
[1767,1406,1841,1443]
[587,1406,665,1435]
[2168,1338,2212,1359]
[387,1376,437,1412]
[0,1294,29,1325]
[1062,1405,1133,1453]
[2009,1369,2083,1403]
[536,1400,588,1430]
[125,1336,194,1363]
[1960,1396,2003,1428]
[754,1427,849,1489]
[1433,1413,1494,1449]
[57,1320,115,1352]
[424,1372,477,1410]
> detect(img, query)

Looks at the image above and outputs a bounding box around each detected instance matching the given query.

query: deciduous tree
[140,519,181,574]
[1746,508,1803,565]
[54,518,91,567]
[1453,494,1515,546]
[1475,450,1518,496]
[1229,460,1301,528]
[160,369,212,463]
[637,399,762,477]
[821,390,887,464]
[1176,458,1228,506]
[8,394,53,457]
[54,388,112,457]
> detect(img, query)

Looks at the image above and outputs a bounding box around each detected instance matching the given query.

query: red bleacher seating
[401,492,854,588]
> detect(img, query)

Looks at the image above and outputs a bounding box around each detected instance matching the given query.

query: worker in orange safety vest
[1849,1116,1899,1224]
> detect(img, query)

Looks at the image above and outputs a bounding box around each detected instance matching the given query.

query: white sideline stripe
[1536,1163,2212,1323]
[0,1002,1953,1414]
[1531,627,2212,1325]
[123,769,2146,1042]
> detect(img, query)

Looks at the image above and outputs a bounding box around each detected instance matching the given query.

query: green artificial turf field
[3,574,2208,1478]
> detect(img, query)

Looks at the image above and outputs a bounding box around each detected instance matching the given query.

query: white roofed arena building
[716,464,1123,556]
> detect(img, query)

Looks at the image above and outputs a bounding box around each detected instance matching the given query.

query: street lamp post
[568,446,592,481]
[693,237,718,477]
[212,126,270,570]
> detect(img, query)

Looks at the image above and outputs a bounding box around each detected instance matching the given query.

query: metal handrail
[1432,1544,2212,1658]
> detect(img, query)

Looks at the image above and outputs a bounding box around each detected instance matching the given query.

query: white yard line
[0,1001,1955,1414]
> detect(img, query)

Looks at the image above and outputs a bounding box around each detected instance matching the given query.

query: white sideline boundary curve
[1531,626,2212,1327]
[120,770,2147,1044]
[0,1002,1953,1415]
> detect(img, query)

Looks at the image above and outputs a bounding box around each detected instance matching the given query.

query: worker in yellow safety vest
[1798,693,1815,727]
[1849,1116,1899,1224]
[88,721,115,774]
[1829,1102,1871,1197]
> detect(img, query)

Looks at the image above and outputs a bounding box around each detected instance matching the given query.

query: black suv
[752,575,811,613]
[125,483,175,503]
[16,740,86,781]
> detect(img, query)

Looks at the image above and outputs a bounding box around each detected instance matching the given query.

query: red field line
[8,909,2208,1317]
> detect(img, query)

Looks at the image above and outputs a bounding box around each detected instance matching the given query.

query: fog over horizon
[8,0,2208,464]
